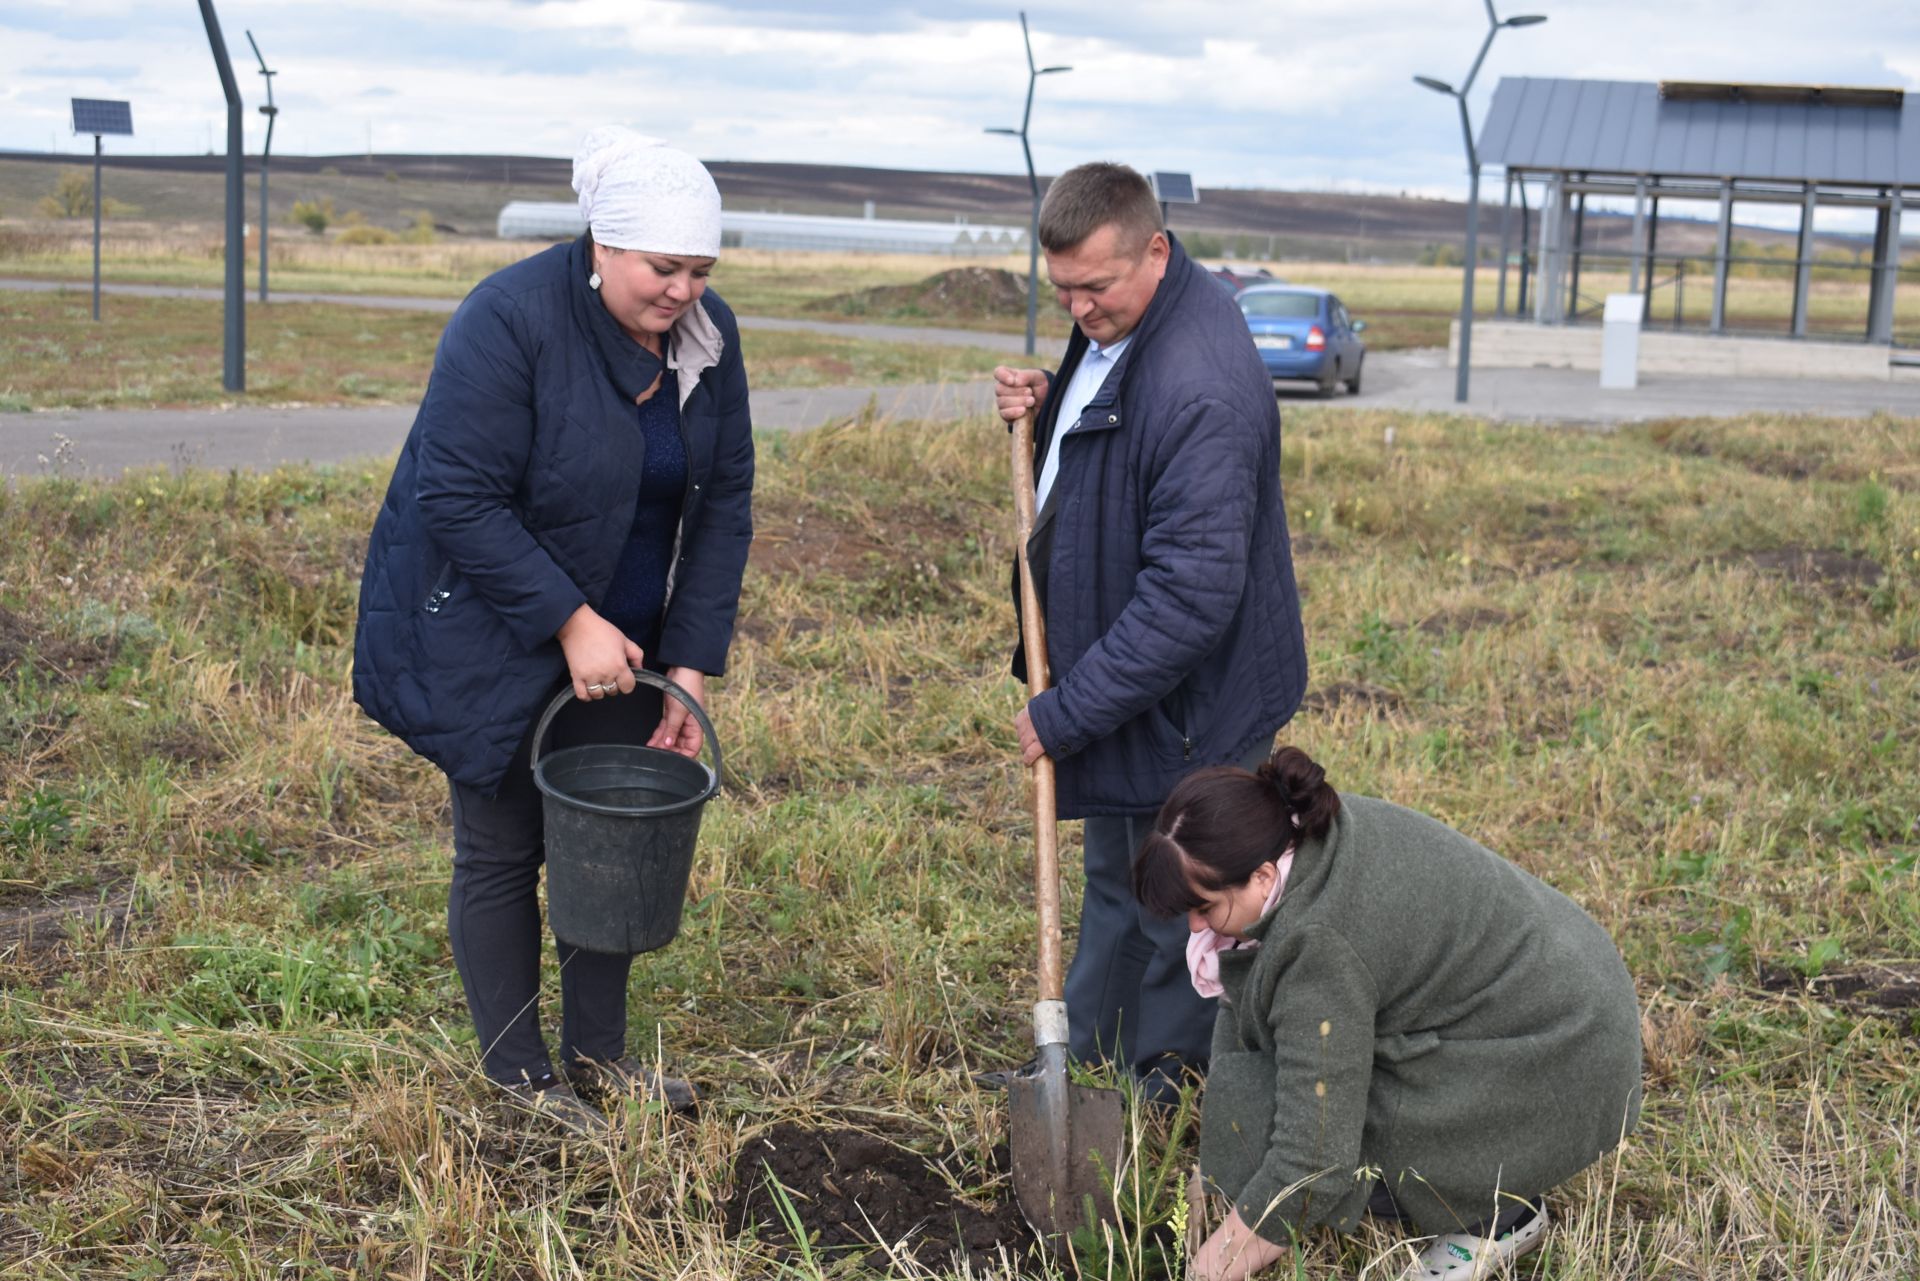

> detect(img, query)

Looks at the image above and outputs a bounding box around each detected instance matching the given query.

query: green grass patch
[0,410,1916,1276]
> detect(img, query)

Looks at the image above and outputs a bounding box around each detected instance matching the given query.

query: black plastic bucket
[531,669,722,955]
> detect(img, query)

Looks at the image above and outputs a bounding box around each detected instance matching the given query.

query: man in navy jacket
[992,162,1307,1097]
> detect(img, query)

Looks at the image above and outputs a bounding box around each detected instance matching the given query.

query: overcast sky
[5,0,1919,202]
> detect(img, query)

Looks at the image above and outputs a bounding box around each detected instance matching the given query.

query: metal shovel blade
[1007,1046,1126,1243]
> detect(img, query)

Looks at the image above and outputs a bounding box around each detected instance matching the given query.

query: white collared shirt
[1036,333,1131,509]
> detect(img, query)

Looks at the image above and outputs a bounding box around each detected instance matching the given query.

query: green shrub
[337,224,397,245]
[37,169,93,218]
[290,197,335,234]
[402,210,437,245]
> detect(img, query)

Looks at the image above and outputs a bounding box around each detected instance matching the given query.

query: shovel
[1006,410,1127,1246]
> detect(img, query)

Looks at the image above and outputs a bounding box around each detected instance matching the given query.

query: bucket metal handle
[529,668,724,814]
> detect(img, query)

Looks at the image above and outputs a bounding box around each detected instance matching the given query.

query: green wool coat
[1201,795,1643,1241]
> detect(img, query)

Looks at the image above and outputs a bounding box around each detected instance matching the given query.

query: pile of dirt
[808,266,1031,322]
[725,1121,1033,1272]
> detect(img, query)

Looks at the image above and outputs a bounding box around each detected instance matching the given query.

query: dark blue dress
[598,369,686,655]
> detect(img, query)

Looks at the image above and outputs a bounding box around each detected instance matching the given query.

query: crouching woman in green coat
[1133,747,1642,1281]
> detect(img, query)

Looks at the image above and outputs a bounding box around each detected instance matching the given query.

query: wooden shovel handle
[1011,412,1064,1003]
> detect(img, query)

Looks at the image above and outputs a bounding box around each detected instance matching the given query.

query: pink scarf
[1185,850,1294,1000]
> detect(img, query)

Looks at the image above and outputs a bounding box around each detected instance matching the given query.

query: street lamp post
[986,12,1070,357]
[247,30,278,304]
[197,0,246,392]
[1416,1,1546,404]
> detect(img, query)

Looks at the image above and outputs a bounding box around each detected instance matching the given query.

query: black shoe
[499,1070,610,1136]
[971,1056,1039,1091]
[563,1055,699,1115]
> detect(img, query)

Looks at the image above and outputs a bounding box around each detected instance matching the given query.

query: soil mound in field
[725,1121,1033,1271]
[808,266,1030,321]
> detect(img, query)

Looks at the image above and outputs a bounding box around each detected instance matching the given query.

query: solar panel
[71,99,133,137]
[1149,171,1197,204]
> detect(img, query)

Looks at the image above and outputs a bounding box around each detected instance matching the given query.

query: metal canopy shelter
[1477,76,1919,343]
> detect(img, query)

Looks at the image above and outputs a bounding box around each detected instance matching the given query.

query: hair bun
[1258,746,1340,839]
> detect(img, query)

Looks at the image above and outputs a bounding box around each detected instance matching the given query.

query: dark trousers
[1064,742,1272,1090]
[446,686,661,1084]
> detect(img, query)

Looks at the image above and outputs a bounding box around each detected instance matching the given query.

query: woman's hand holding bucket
[647,668,706,758]
[557,604,646,700]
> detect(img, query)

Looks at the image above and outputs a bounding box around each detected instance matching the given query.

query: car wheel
[1347,357,1364,396]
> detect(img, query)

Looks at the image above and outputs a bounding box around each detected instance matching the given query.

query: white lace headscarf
[571,126,721,257]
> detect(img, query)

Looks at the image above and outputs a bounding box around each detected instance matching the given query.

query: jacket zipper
[421,563,455,614]
[1168,684,1193,760]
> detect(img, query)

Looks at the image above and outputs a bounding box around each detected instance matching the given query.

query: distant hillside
[0,150,1867,262]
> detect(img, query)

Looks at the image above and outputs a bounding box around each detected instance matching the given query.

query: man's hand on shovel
[1014,706,1048,766]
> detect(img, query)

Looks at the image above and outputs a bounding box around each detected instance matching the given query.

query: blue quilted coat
[352,236,754,794]
[1020,233,1306,817]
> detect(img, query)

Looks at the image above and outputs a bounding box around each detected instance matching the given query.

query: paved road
[2,383,1003,478]
[8,276,1920,479]
[1330,348,1920,425]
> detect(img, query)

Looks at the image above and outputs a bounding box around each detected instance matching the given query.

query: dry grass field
[1,405,1916,1278]
[0,287,1006,412]
[9,221,1918,353]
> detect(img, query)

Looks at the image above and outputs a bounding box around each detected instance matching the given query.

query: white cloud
[2,0,1917,199]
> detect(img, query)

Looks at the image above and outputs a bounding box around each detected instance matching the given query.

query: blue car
[1235,285,1367,397]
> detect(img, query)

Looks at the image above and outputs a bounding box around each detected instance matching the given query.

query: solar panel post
[198,0,246,391]
[92,135,102,322]
[70,100,132,322]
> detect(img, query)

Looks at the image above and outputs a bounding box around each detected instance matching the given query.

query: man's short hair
[1037,162,1164,257]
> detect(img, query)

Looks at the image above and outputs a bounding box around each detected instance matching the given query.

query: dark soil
[747,502,889,581]
[0,883,136,980]
[1416,606,1516,637]
[1299,681,1403,714]
[0,605,120,685]
[1757,962,1920,1014]
[725,1121,1033,1272]
[809,267,1030,323]
[1741,547,1884,588]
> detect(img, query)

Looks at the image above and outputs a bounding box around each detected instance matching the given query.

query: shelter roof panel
[1619,83,1662,173]
[1533,78,1589,170]
[1478,78,1523,162]
[1564,80,1614,170]
[1863,109,1900,181]
[1482,75,1916,187]
[1903,100,1920,183]
[1673,100,1721,176]
[1767,103,1806,181]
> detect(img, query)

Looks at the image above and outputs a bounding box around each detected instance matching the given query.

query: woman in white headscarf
[351,128,753,1132]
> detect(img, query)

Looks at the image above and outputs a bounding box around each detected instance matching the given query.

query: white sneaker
[1400,1201,1548,1280]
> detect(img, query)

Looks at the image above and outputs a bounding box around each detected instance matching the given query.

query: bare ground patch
[1416,606,1516,637]
[1758,961,1920,1016]
[0,881,137,978]
[1739,547,1885,588]
[0,604,120,685]
[725,1119,1032,1272]
[1299,681,1403,715]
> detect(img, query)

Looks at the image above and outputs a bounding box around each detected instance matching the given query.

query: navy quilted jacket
[1020,234,1306,817]
[352,236,754,794]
